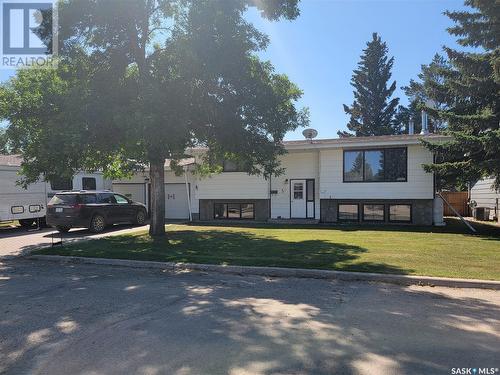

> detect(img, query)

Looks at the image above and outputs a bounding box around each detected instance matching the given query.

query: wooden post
[438,192,476,233]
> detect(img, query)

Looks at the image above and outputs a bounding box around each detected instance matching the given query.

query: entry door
[290,180,307,218]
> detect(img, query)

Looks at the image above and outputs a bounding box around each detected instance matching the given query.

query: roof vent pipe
[408,119,414,135]
[421,110,429,135]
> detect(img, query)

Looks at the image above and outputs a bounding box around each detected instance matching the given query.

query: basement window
[363,204,385,221]
[389,204,412,222]
[338,204,359,222]
[214,203,255,220]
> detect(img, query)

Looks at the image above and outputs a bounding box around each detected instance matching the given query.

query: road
[0,258,499,375]
[0,224,148,258]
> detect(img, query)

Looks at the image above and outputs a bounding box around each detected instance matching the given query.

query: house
[470,178,499,221]
[112,133,448,226]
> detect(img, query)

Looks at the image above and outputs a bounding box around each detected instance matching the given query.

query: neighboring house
[470,178,499,220]
[0,154,112,225]
[113,134,448,226]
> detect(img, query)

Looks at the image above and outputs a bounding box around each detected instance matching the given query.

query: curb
[27,254,500,290]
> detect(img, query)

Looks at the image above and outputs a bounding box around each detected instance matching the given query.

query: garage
[112,183,146,206]
[112,182,190,219]
[165,183,190,219]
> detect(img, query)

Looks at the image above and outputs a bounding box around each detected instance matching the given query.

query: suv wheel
[56,226,70,233]
[135,210,146,225]
[90,214,106,233]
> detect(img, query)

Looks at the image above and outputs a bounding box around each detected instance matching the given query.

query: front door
[290,179,306,218]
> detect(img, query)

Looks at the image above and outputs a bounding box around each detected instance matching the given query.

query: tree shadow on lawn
[48,229,412,275]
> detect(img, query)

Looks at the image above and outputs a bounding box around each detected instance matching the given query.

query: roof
[283,133,450,150]
[188,133,450,153]
[1,134,449,167]
[283,133,443,145]
[0,154,196,169]
[0,154,22,167]
[164,158,195,169]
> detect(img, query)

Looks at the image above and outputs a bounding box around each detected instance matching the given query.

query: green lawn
[38,218,500,280]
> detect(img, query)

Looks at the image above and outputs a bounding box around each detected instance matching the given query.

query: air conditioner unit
[473,207,490,221]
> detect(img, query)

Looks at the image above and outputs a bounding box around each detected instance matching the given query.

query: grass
[38,218,500,280]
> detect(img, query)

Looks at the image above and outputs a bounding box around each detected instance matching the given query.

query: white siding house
[113,134,448,225]
[470,178,499,220]
[270,151,320,219]
[319,144,434,200]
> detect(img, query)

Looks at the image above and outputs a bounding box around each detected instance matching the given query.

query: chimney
[421,110,429,135]
[408,119,415,135]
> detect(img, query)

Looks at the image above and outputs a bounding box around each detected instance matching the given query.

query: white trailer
[0,162,47,227]
[0,155,112,227]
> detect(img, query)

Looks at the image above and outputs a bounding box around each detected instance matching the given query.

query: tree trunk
[149,159,166,236]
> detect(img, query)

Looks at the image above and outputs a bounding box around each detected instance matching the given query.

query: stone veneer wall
[320,199,434,226]
[198,199,270,221]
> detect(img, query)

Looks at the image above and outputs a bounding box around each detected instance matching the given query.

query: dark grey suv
[47,191,147,233]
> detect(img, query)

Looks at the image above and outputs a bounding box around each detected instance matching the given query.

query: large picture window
[343,148,407,182]
[343,151,363,182]
[214,203,255,219]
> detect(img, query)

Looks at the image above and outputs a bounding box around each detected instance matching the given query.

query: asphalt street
[1,258,499,375]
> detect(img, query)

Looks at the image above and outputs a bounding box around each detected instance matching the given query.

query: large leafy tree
[339,32,400,137]
[421,0,499,188]
[0,0,308,236]
[0,127,10,154]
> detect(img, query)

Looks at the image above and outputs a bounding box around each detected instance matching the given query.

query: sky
[246,0,467,140]
[1,0,468,140]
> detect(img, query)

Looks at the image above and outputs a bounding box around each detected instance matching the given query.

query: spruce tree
[422,0,500,188]
[397,54,451,134]
[339,33,400,137]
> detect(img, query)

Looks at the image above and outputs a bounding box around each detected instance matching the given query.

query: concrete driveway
[0,224,148,258]
[1,259,499,375]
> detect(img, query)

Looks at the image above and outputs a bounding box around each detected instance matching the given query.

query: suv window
[98,193,115,204]
[80,194,97,204]
[49,194,78,205]
[114,194,129,204]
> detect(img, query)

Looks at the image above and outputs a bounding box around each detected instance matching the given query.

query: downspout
[184,165,192,222]
[269,174,272,220]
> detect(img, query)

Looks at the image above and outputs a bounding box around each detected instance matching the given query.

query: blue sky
[247,0,467,140]
[1,0,467,139]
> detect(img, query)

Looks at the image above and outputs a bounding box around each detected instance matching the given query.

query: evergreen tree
[421,0,499,188]
[339,33,400,137]
[397,54,451,134]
